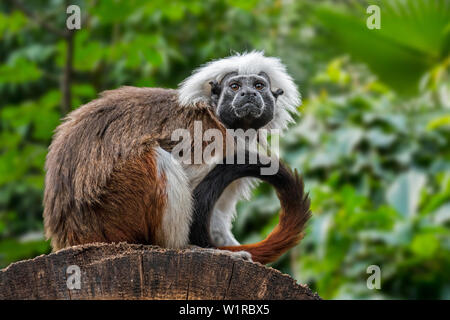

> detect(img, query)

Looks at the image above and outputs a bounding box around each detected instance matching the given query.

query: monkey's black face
[210,72,283,130]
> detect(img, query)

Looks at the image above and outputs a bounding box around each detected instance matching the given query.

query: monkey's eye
[254,82,265,90]
[229,83,240,91]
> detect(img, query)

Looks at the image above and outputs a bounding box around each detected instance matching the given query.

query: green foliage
[0,0,449,299]
[315,0,450,94]
[235,57,450,299]
[297,61,450,299]
[0,238,50,267]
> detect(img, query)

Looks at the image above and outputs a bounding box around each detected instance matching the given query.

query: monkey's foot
[210,230,240,247]
[221,250,252,262]
[186,245,252,262]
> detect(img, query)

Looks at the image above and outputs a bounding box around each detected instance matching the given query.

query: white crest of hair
[177,51,301,132]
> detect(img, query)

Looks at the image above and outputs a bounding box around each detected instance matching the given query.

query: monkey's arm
[189,152,311,264]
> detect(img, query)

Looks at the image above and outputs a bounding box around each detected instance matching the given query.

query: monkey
[43,51,308,263]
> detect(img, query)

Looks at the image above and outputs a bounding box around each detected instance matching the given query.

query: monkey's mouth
[234,103,263,119]
[219,103,271,130]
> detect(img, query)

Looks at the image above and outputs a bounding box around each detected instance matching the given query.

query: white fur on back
[177,51,301,131]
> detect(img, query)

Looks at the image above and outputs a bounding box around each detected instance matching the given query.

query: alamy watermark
[66,265,81,290]
[366,265,381,290]
[66,5,81,30]
[366,5,381,30]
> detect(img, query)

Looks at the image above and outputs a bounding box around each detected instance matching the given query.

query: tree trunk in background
[60,31,74,115]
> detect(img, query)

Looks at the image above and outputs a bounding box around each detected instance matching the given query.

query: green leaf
[315,0,450,94]
[366,129,396,148]
[411,233,440,259]
[432,203,450,224]
[0,57,42,84]
[386,171,427,218]
[427,114,450,130]
[0,11,28,39]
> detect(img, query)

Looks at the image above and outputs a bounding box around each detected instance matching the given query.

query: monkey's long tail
[189,153,311,265]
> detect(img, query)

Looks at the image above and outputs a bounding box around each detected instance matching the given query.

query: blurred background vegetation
[0,0,449,299]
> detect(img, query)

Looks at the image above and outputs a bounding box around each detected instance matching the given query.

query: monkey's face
[210,72,283,130]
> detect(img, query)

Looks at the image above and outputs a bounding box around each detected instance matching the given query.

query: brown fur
[44,87,223,250]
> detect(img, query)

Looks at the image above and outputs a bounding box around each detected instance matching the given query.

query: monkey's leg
[209,197,256,261]
[209,178,255,247]
[210,209,239,247]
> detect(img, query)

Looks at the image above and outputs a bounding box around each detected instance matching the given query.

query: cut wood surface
[0,242,319,300]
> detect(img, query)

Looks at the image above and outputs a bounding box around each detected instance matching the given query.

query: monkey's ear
[272,88,284,99]
[209,80,221,107]
[209,80,221,96]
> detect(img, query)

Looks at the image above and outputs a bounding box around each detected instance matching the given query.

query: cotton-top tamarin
[43,51,311,264]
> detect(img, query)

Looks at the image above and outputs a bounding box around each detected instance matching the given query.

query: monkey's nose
[240,91,257,97]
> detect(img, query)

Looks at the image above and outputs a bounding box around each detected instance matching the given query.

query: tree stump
[0,242,319,300]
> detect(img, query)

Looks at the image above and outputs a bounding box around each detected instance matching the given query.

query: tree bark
[0,243,319,300]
